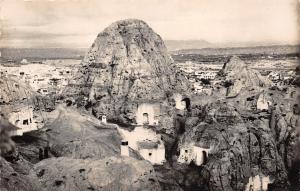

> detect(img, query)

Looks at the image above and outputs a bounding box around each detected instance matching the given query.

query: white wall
[8,107,38,135]
[257,93,271,110]
[139,146,165,165]
[121,145,129,157]
[136,103,159,125]
[178,143,211,166]
[173,94,186,110]
[245,175,272,191]
[117,126,166,165]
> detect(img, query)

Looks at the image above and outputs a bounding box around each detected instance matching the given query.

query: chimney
[101,115,107,124]
[121,140,129,157]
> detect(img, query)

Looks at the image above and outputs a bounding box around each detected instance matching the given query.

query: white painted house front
[136,103,160,125]
[245,175,272,191]
[138,141,166,165]
[8,106,38,136]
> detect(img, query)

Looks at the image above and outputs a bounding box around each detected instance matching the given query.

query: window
[23,119,29,125]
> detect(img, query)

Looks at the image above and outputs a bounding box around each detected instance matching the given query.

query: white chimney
[121,140,129,157]
[101,115,107,124]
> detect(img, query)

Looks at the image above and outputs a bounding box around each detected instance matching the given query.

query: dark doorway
[23,119,29,125]
[202,150,208,165]
[181,98,191,112]
[143,113,149,125]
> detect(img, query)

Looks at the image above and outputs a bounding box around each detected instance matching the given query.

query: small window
[23,119,29,125]
[148,153,152,156]
[185,150,188,153]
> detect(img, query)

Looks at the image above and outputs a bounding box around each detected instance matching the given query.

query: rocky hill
[65,19,190,126]
[213,56,267,98]
[29,156,160,191]
[0,76,33,104]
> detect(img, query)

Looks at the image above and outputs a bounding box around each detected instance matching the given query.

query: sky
[0,0,299,48]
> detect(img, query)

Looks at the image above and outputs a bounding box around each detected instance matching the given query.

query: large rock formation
[159,94,300,191]
[30,156,160,191]
[13,106,140,163]
[214,56,267,98]
[0,157,42,191]
[0,77,33,104]
[65,19,190,127]
[0,119,42,191]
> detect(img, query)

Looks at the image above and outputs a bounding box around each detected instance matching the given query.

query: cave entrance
[181,98,191,112]
[143,113,149,125]
[202,150,208,165]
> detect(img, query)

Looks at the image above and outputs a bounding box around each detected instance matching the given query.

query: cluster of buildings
[0,59,80,137]
[0,60,77,96]
[175,61,221,94]
[267,70,296,85]
[116,94,200,166]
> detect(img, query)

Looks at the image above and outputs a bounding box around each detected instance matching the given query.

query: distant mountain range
[171,45,300,56]
[164,40,300,51]
[0,48,87,61]
[0,43,299,61]
[165,40,212,51]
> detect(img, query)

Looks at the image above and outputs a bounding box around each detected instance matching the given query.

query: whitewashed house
[117,126,166,165]
[178,143,211,166]
[136,103,160,126]
[138,141,166,165]
[245,175,272,191]
[8,106,38,136]
[257,93,272,111]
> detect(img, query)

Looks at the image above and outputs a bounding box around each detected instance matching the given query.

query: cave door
[202,150,208,165]
[143,113,149,125]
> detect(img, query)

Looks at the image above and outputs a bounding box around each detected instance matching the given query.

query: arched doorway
[143,113,149,125]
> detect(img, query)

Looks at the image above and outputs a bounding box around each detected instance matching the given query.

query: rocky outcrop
[0,77,33,104]
[214,56,267,98]
[30,156,160,191]
[0,157,43,191]
[0,119,42,191]
[0,119,16,156]
[65,19,190,126]
[174,103,289,190]
[13,106,141,163]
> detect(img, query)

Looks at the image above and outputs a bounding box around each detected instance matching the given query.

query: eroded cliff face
[0,157,43,191]
[213,56,268,98]
[65,19,190,126]
[168,99,299,191]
